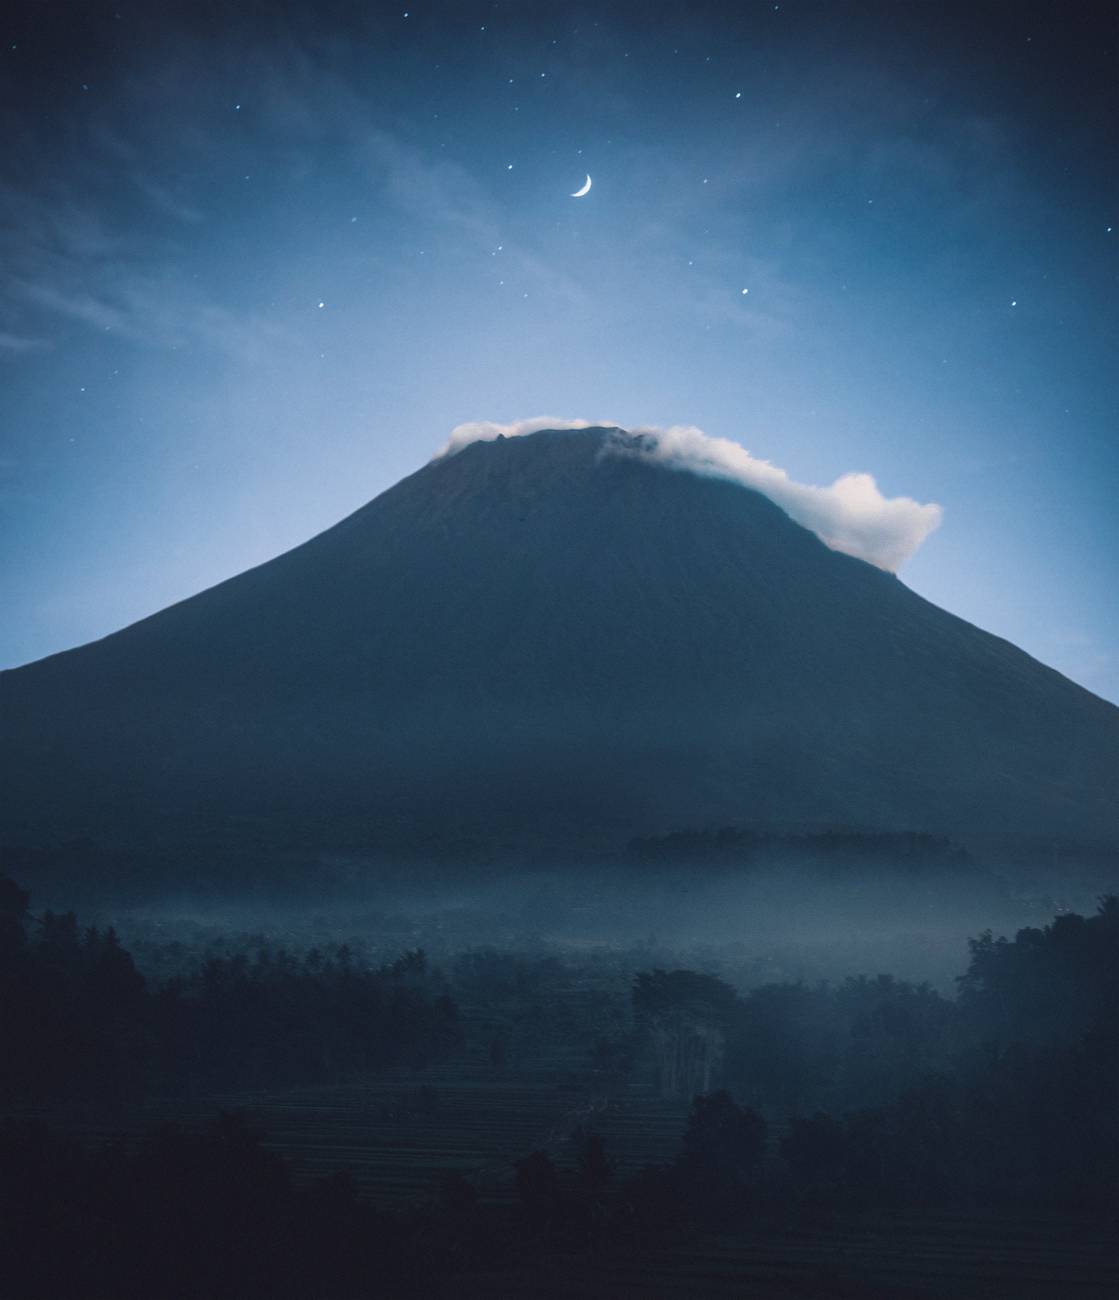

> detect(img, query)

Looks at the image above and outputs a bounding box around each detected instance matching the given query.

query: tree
[0,877,29,960]
[632,970,738,1098]
[681,1090,767,1179]
[574,1129,613,1191]
[514,1150,561,1233]
[957,896,1119,1049]
[780,1112,846,1185]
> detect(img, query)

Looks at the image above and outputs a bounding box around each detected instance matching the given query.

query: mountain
[2,426,1117,887]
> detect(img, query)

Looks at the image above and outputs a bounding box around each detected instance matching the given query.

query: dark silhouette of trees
[780,1111,846,1186]
[2,881,1115,1295]
[0,899,148,1108]
[673,1090,768,1225]
[632,969,738,1097]
[759,897,1119,1213]
[629,827,974,874]
[0,878,462,1108]
[515,1149,562,1234]
[626,899,1118,1217]
[957,895,1118,1049]
[574,1128,613,1191]
[154,942,460,1093]
[0,876,28,957]
[488,1031,507,1069]
[681,1090,767,1177]
[0,1113,423,1299]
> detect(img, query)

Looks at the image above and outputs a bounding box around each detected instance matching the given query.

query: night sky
[2,1,1116,702]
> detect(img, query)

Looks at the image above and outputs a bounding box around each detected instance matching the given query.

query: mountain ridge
[3,425,1116,886]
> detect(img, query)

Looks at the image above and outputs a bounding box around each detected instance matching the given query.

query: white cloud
[439,418,942,572]
[438,416,596,456]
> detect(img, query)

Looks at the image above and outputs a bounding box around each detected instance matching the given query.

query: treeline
[628,827,975,870]
[0,1114,426,1299]
[630,898,1117,1103]
[0,878,461,1107]
[0,899,1115,1296]
[630,898,1118,1212]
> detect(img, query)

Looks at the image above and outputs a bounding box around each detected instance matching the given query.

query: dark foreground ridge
[2,426,1117,890]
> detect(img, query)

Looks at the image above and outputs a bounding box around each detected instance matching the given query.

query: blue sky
[2,1,1116,701]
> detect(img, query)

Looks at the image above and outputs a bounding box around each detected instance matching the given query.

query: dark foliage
[629,828,974,873]
[681,1090,767,1176]
[672,1090,769,1227]
[1,903,148,1109]
[624,897,1118,1218]
[152,943,459,1093]
[762,896,1119,1213]
[515,1149,563,1230]
[725,972,957,1113]
[0,890,1115,1295]
[0,1113,424,1299]
[574,1128,614,1191]
[632,969,738,1097]
[957,896,1119,1048]
[0,880,461,1107]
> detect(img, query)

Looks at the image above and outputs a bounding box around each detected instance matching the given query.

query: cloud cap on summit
[440,418,942,572]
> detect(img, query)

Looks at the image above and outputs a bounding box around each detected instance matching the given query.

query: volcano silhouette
[3,427,1117,881]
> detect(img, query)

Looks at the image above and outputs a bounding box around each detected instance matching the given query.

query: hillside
[2,426,1117,887]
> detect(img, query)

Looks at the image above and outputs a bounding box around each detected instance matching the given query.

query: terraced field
[130,1015,692,1205]
[452,1211,1118,1299]
[10,991,687,1203]
[12,989,1117,1297]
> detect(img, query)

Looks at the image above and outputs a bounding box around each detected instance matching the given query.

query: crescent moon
[570,174,592,198]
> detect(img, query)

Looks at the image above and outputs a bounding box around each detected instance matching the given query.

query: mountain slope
[3,427,1117,876]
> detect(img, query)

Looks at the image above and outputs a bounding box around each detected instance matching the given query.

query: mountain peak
[2,419,1116,890]
[435,419,943,572]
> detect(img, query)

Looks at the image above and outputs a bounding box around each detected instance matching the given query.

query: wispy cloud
[356,128,587,308]
[132,175,207,225]
[0,85,278,363]
[0,331,50,356]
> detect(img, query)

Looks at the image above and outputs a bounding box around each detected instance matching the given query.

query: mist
[64,835,1103,995]
[3,2,1116,1293]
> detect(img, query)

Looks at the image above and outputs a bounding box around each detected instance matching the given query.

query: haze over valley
[2,3,1116,1296]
